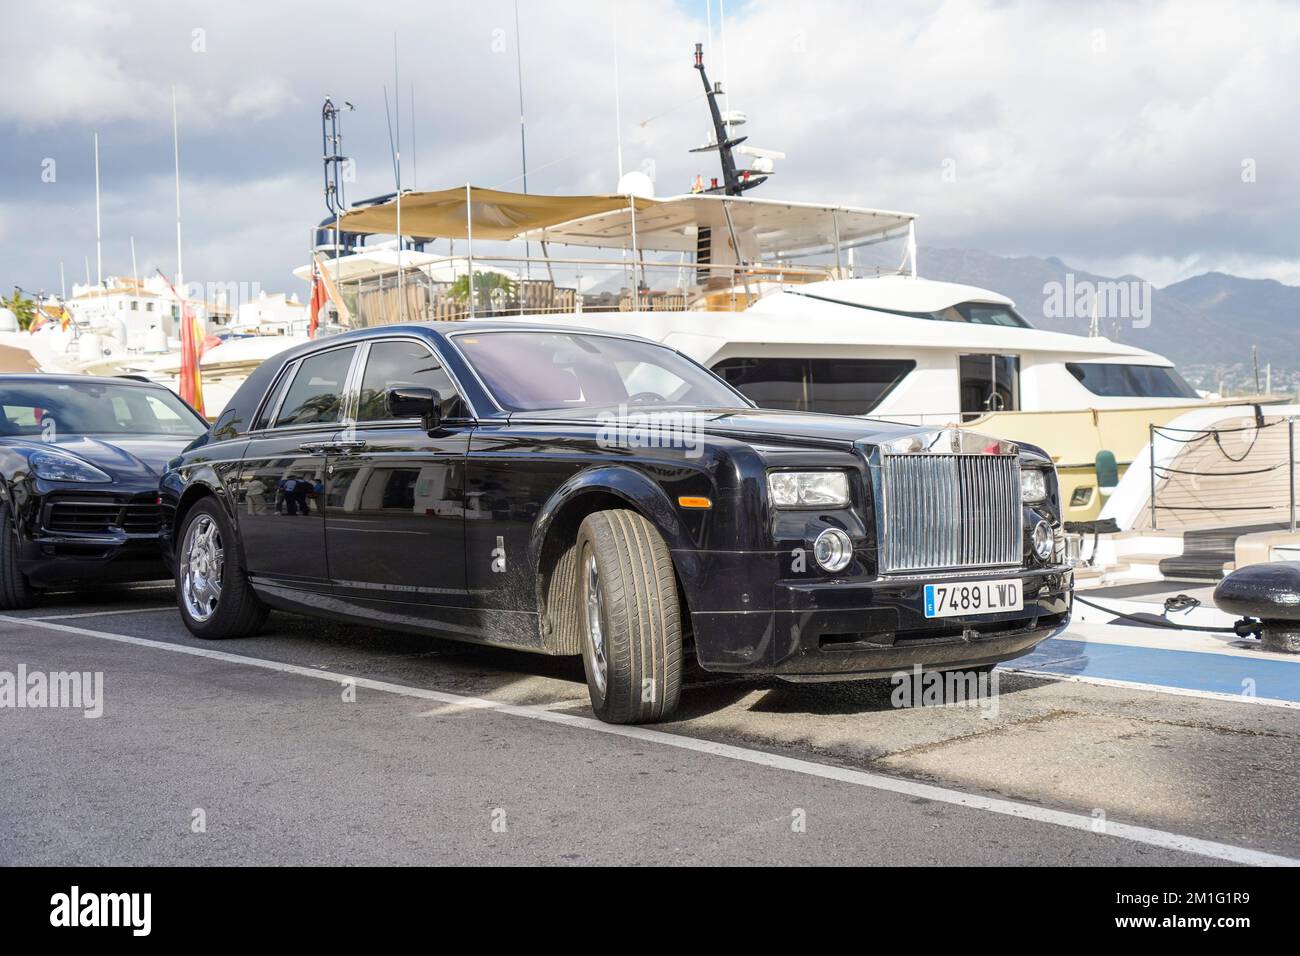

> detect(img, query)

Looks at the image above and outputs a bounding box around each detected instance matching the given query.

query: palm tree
[449,272,517,314]
[1,291,37,330]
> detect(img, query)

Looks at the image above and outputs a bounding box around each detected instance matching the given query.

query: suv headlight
[767,471,850,508]
[1020,468,1049,504]
[29,450,111,483]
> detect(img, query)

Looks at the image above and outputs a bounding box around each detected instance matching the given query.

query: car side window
[273,346,357,428]
[356,340,468,422]
[254,364,295,431]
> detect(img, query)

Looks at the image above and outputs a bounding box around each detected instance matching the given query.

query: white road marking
[31,606,178,621]
[1002,666,1300,710]
[1,612,1295,867]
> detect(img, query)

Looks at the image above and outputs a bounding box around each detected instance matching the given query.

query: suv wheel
[0,504,38,610]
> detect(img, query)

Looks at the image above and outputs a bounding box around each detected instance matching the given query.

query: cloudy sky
[3,0,1299,301]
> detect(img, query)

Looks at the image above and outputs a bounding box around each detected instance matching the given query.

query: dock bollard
[1213,562,1300,654]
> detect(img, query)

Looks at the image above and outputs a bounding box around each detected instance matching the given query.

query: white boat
[305,184,1272,520]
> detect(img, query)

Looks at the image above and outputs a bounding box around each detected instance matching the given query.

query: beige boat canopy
[527,193,915,259]
[337,185,914,260]
[337,186,656,242]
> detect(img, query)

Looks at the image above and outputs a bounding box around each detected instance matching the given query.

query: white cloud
[2,0,1300,296]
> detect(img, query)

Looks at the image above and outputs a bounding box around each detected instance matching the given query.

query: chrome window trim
[266,342,361,432]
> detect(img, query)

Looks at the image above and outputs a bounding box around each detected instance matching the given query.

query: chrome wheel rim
[180,515,224,623]
[583,550,608,695]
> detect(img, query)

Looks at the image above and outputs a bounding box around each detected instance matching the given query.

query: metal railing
[1147,414,1298,532]
[334,253,903,327]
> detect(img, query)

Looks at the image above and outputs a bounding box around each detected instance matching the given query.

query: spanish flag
[158,270,205,416]
[179,303,205,416]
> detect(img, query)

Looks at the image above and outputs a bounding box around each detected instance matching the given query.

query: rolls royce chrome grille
[879,453,1023,573]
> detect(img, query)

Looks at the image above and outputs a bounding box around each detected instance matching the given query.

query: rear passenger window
[357,340,467,422]
[254,365,295,431]
[274,347,357,427]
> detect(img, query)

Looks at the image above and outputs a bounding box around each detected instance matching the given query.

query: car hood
[511,405,916,449]
[693,408,917,448]
[6,435,194,481]
[507,406,1049,460]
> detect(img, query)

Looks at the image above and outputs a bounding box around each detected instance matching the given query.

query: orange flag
[158,270,205,416]
[308,263,325,339]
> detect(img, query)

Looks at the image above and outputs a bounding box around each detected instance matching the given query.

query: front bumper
[15,491,170,587]
[18,534,169,587]
[689,565,1073,679]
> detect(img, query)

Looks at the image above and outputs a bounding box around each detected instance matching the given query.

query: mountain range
[915,247,1299,372]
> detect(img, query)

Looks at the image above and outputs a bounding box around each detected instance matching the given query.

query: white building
[230,291,308,337]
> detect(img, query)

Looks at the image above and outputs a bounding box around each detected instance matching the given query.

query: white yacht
[303,183,1246,520]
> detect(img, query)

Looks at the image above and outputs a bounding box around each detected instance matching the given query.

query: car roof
[0,373,169,389]
[323,320,660,345]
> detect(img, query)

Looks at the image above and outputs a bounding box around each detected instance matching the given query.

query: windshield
[454,331,748,413]
[0,381,207,439]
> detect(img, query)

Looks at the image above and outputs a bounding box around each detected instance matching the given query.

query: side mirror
[387,386,441,432]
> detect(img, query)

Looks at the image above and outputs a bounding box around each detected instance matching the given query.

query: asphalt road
[1,584,1297,866]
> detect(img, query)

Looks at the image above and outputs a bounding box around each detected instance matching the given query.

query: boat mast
[93,132,102,287]
[172,88,184,294]
[690,44,765,195]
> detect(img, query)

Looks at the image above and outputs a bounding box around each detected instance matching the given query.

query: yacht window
[959,354,1020,421]
[953,303,1029,327]
[799,292,1032,328]
[1066,363,1199,398]
[712,357,916,415]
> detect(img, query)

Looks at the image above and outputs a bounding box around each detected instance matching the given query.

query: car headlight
[767,471,851,508]
[1020,468,1049,503]
[29,451,111,483]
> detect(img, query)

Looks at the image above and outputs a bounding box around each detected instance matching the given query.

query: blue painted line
[1008,637,1300,703]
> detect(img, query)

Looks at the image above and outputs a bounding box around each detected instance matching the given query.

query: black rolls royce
[160,323,1072,724]
[0,374,209,608]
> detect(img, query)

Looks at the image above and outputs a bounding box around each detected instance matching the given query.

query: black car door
[321,337,472,627]
[233,343,359,601]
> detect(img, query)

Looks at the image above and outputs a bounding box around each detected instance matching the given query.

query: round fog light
[813,528,853,572]
[1032,519,1055,561]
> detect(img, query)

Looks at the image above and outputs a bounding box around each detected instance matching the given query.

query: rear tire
[575,509,682,724]
[176,498,268,639]
[0,504,38,610]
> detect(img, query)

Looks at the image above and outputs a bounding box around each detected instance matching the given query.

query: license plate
[924,579,1023,618]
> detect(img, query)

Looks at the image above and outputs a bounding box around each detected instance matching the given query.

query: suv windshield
[0,381,206,438]
[454,331,747,412]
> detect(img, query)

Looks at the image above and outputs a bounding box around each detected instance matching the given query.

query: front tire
[0,504,38,610]
[575,510,682,724]
[177,498,268,639]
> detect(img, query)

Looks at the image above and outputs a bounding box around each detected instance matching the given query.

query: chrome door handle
[331,440,367,450]
[298,441,329,453]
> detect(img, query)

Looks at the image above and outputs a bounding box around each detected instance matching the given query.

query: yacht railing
[1146,414,1298,532]
[335,253,904,326]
